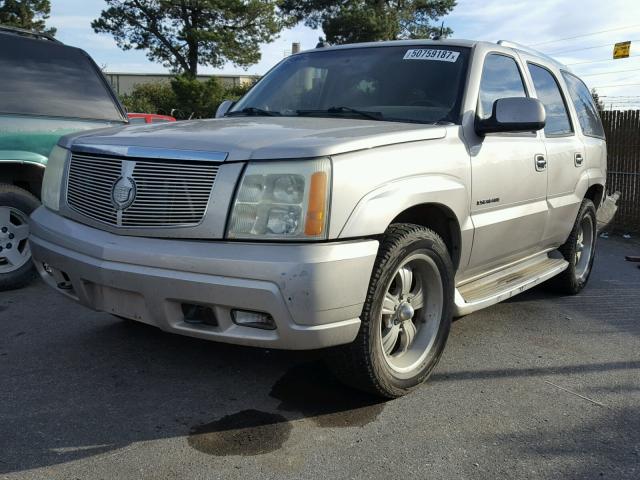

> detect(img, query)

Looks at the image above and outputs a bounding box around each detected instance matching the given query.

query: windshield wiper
[226,107,280,117]
[297,106,384,121]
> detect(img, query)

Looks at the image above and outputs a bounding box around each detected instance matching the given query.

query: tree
[119,77,255,119]
[0,0,56,35]
[170,75,226,118]
[92,0,292,77]
[591,88,605,112]
[119,81,177,116]
[281,0,456,44]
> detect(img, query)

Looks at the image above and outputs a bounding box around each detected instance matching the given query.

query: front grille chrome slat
[67,181,115,194]
[66,152,219,228]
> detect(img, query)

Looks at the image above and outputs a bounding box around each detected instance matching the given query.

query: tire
[547,199,597,295]
[0,184,40,291]
[326,224,454,398]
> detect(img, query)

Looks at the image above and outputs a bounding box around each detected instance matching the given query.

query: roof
[306,38,481,53]
[497,40,568,70]
[302,38,568,70]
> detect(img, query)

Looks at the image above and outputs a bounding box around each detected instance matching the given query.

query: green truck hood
[0,115,124,166]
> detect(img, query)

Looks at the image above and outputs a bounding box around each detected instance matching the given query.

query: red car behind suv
[127,113,176,124]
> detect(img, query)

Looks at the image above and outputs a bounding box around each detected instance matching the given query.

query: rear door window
[478,54,527,119]
[528,63,573,136]
[561,71,605,138]
[0,35,123,121]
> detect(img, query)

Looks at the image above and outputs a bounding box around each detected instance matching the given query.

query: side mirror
[215,100,235,118]
[475,97,546,135]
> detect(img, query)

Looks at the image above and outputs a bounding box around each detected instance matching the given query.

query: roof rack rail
[497,40,568,70]
[0,25,61,43]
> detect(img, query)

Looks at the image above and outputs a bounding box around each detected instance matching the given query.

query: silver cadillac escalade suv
[30,39,606,398]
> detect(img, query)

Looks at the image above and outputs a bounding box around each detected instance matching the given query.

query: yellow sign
[613,41,631,59]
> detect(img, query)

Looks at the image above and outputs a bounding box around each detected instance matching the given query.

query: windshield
[0,34,124,122]
[232,45,470,124]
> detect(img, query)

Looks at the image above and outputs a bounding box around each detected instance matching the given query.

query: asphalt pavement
[1,235,639,479]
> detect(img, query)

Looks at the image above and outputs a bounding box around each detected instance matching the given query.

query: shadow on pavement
[1,317,385,473]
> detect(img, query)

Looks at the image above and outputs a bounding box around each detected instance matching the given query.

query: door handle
[575,153,584,166]
[535,154,547,171]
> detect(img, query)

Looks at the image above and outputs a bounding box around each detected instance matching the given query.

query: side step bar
[453,255,568,317]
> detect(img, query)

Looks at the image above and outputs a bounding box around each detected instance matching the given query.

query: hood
[60,117,447,161]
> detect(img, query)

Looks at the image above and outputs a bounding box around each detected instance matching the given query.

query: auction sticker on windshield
[403,49,460,62]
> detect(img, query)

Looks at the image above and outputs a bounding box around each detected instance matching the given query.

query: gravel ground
[1,235,639,480]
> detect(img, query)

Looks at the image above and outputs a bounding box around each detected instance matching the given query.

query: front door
[466,53,549,276]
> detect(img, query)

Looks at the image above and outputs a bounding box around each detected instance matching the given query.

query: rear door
[466,52,549,275]
[522,58,586,248]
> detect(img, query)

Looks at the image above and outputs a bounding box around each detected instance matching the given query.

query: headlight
[227,158,331,240]
[41,145,69,212]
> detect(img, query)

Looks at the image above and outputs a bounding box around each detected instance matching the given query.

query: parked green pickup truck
[0,26,127,290]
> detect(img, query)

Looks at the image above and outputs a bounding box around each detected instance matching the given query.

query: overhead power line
[529,24,640,47]
[592,83,640,88]
[567,56,640,66]
[547,39,640,56]
[581,68,640,77]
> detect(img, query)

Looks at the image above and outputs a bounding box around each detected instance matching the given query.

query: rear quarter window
[561,71,605,139]
[0,34,123,121]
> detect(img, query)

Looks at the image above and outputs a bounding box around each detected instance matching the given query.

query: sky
[49,0,640,109]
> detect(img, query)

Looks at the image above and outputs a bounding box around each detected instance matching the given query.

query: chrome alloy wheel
[575,213,594,282]
[380,252,444,376]
[0,206,31,274]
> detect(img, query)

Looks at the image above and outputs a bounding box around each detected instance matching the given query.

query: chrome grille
[67,152,219,228]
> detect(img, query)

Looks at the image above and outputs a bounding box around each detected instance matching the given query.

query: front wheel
[327,224,454,398]
[0,184,40,291]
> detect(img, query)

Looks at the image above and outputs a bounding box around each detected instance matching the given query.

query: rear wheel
[327,224,454,398]
[547,199,597,294]
[0,184,40,291]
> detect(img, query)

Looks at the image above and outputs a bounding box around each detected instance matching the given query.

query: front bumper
[29,207,378,350]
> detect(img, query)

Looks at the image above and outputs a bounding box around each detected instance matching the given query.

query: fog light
[231,310,276,330]
[42,262,53,275]
[182,303,218,326]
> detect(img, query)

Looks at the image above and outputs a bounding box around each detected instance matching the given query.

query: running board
[453,255,568,316]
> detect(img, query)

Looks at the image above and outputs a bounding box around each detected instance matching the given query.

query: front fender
[338,174,470,238]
